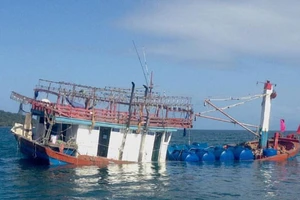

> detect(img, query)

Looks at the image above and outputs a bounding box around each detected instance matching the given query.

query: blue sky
[1,1,300,130]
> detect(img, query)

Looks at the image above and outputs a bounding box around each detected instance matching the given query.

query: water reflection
[252,158,300,199]
[3,127,300,200]
[71,162,169,198]
[4,155,300,200]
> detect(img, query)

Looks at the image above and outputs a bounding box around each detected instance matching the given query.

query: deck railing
[31,100,192,128]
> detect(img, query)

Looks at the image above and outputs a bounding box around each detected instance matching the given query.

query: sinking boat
[167,80,300,162]
[10,79,193,166]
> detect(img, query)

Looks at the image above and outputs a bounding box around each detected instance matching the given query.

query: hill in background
[0,110,26,127]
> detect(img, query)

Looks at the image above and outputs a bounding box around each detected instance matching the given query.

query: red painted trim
[264,81,272,90]
[15,131,300,166]
[31,101,193,128]
[247,137,300,161]
[44,147,133,166]
[14,133,134,167]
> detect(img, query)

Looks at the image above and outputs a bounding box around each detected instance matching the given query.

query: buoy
[239,149,254,160]
[263,148,277,157]
[220,149,234,161]
[185,152,200,162]
[202,151,215,162]
[233,146,244,160]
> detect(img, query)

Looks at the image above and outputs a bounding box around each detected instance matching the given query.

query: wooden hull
[10,79,194,166]
[14,133,133,167]
[14,131,300,166]
[246,137,300,161]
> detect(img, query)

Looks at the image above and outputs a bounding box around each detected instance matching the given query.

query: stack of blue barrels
[167,142,255,162]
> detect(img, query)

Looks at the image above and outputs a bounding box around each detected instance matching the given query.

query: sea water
[1,127,300,200]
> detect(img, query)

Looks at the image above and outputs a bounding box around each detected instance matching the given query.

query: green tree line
[0,110,26,127]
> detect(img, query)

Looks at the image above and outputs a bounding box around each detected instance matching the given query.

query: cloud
[119,1,300,67]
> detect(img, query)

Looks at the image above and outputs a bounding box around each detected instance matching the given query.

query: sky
[1,0,300,130]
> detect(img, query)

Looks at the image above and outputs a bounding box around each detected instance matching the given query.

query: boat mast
[138,85,149,162]
[259,80,275,148]
[118,82,135,160]
[132,40,149,87]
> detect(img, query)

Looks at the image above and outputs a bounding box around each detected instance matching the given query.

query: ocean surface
[1,127,300,200]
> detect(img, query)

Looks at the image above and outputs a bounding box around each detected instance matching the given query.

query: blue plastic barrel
[263,148,277,157]
[179,150,189,161]
[169,150,180,161]
[233,146,244,160]
[239,149,254,160]
[195,149,206,160]
[202,151,215,162]
[220,149,234,161]
[214,146,225,160]
[167,145,176,160]
[185,152,200,162]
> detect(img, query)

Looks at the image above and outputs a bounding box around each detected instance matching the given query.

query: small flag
[297,125,300,134]
[280,119,286,132]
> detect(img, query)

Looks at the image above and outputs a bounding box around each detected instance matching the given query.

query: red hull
[14,133,133,167]
[246,137,300,161]
[16,132,300,166]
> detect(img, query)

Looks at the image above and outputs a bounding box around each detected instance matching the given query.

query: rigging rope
[200,94,266,115]
[208,94,266,101]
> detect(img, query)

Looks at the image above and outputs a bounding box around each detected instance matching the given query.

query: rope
[43,110,55,144]
[208,94,266,101]
[47,124,73,134]
[17,137,21,153]
[33,143,37,158]
[201,94,266,115]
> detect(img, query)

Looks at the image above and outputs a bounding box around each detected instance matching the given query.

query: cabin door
[97,127,111,157]
[151,132,163,161]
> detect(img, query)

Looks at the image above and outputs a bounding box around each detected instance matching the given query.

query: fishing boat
[10,79,193,166]
[168,80,300,162]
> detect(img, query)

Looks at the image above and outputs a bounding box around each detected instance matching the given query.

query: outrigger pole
[197,100,259,137]
[195,80,276,140]
[195,113,259,129]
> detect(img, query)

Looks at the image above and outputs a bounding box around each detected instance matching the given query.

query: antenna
[142,46,150,85]
[132,40,149,87]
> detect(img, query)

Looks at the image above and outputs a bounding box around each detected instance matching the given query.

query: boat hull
[15,135,53,165]
[246,138,300,161]
[10,79,193,167]
[14,133,132,167]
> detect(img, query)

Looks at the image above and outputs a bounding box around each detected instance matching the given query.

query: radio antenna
[132,40,149,87]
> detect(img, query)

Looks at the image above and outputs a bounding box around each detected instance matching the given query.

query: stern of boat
[11,122,33,140]
[11,113,33,140]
